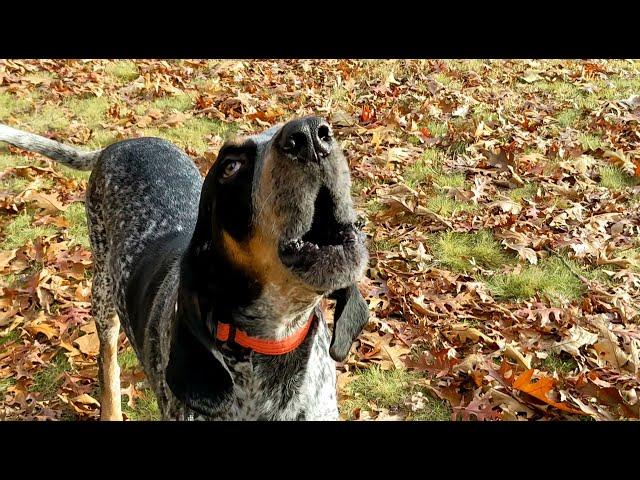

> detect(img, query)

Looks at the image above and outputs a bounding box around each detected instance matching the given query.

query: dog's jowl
[0,116,369,420]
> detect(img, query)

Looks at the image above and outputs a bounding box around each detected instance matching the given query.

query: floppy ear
[165,287,234,417]
[328,284,369,362]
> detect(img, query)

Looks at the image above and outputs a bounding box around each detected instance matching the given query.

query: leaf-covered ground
[1,59,639,421]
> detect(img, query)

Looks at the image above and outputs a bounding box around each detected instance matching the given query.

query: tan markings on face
[222,230,319,316]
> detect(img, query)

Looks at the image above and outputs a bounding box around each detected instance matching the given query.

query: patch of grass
[509,182,538,202]
[577,132,603,151]
[410,397,452,421]
[365,198,385,216]
[0,175,54,194]
[340,367,450,421]
[372,237,398,252]
[538,80,581,101]
[122,389,160,421]
[426,194,475,217]
[0,92,33,121]
[0,153,20,171]
[599,166,637,190]
[446,59,487,74]
[432,171,466,189]
[556,109,582,128]
[426,121,448,138]
[403,148,444,188]
[0,210,58,249]
[434,72,463,90]
[160,117,233,154]
[0,330,20,346]
[27,104,70,133]
[448,140,468,155]
[29,352,71,398]
[59,164,92,181]
[0,176,31,193]
[486,256,585,302]
[63,202,89,248]
[116,346,160,420]
[105,61,140,81]
[351,177,373,195]
[118,347,140,372]
[64,96,110,129]
[541,352,578,375]
[432,230,509,273]
[472,103,499,124]
[0,376,15,396]
[151,94,194,113]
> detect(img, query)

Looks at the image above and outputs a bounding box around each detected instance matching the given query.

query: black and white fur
[0,118,369,421]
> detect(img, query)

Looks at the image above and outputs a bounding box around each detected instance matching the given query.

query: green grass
[599,166,638,190]
[541,352,578,375]
[0,333,20,396]
[0,330,20,346]
[351,177,374,195]
[122,389,160,421]
[432,171,466,189]
[0,92,33,121]
[556,109,582,128]
[577,133,603,151]
[151,94,194,112]
[58,163,92,181]
[64,96,110,129]
[0,210,58,249]
[403,148,444,188]
[159,117,233,154]
[509,183,538,202]
[0,176,31,193]
[117,346,160,420]
[105,61,140,81]
[29,352,71,398]
[27,104,70,133]
[425,121,448,138]
[433,72,463,91]
[537,80,581,100]
[486,256,585,302]
[472,104,499,124]
[372,237,398,252]
[118,347,140,372]
[431,230,509,273]
[63,202,89,248]
[365,198,385,216]
[426,194,476,217]
[340,366,451,421]
[1,176,55,196]
[0,377,15,396]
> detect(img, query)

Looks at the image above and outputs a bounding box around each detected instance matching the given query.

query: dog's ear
[328,284,369,362]
[166,287,234,417]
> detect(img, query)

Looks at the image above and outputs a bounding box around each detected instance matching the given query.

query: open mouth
[278,186,366,289]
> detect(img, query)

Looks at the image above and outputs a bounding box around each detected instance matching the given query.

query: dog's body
[0,118,368,420]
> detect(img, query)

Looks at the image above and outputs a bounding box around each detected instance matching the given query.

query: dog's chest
[208,325,339,421]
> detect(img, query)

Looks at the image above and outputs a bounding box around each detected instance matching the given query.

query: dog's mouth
[278,186,367,291]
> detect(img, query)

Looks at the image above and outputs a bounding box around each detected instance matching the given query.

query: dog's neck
[182,235,323,341]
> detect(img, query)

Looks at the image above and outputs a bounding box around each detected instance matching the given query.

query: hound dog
[0,116,369,420]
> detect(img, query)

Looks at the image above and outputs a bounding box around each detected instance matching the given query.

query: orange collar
[215,311,315,355]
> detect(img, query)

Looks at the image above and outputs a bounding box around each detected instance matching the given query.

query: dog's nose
[279,116,333,163]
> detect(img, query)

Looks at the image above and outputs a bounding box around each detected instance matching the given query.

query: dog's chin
[277,185,368,292]
[278,223,367,292]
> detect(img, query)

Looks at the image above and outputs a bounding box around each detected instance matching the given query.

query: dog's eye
[221,159,243,179]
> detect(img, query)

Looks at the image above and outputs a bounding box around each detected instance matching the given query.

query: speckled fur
[0,121,362,421]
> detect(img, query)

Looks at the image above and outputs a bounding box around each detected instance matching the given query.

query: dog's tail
[0,123,102,171]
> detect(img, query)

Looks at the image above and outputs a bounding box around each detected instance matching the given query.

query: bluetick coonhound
[0,116,369,420]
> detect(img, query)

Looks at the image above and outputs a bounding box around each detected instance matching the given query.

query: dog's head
[166,116,369,416]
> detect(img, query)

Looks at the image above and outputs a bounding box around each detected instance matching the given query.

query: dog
[0,116,369,420]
